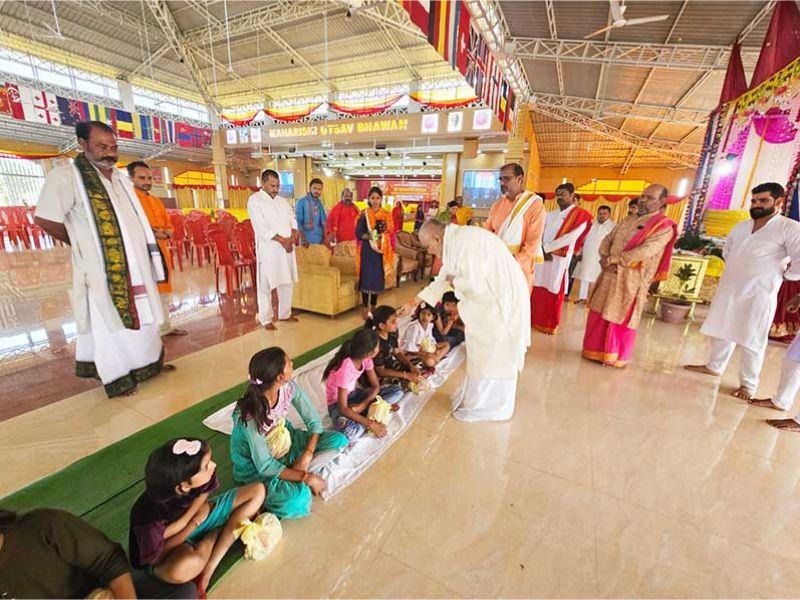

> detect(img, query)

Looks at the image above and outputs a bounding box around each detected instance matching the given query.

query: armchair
[293,245,359,316]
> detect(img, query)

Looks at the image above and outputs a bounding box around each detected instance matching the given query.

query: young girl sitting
[366,305,426,388]
[230,347,348,520]
[323,328,404,441]
[129,438,265,593]
[401,302,450,367]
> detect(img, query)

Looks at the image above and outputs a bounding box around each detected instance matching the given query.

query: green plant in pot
[661,262,697,323]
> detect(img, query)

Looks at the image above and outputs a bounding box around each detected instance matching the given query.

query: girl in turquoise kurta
[230,347,348,519]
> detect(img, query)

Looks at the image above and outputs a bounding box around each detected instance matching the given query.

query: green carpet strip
[1,328,358,590]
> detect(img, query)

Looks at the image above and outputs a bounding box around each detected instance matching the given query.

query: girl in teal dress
[230,347,348,519]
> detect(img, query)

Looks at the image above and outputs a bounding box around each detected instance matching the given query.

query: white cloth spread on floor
[203,318,465,499]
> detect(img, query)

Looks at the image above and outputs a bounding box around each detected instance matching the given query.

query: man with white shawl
[484,162,545,292]
[686,182,800,400]
[248,169,299,330]
[573,204,615,302]
[400,220,531,421]
[34,121,170,398]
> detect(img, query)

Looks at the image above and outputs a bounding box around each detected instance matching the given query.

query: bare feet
[164,328,189,336]
[264,322,278,331]
[732,386,753,400]
[766,418,800,432]
[280,315,299,322]
[684,365,721,376]
[161,364,177,373]
[574,299,585,305]
[120,388,138,397]
[390,403,401,412]
[748,398,784,410]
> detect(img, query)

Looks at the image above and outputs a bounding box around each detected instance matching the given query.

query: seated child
[323,328,404,441]
[230,347,349,520]
[366,305,426,389]
[401,302,450,367]
[434,291,465,349]
[129,438,265,594]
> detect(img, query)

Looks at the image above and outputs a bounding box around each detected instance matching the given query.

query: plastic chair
[186,219,214,267]
[233,226,257,290]
[208,229,240,295]
[167,211,187,271]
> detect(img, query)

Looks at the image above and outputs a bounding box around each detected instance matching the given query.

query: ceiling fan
[584,0,670,39]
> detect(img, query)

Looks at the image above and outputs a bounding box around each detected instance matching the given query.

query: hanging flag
[163,119,175,143]
[0,85,12,116]
[139,114,153,141]
[57,96,89,126]
[111,109,134,139]
[88,102,110,125]
[399,0,430,37]
[5,83,25,120]
[152,116,163,143]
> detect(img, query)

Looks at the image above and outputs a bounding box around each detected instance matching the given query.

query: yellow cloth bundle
[409,378,430,395]
[265,419,291,459]
[233,512,283,561]
[420,337,437,354]
[367,395,391,424]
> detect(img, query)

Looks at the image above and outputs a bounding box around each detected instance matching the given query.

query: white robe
[248,191,298,321]
[574,219,615,283]
[418,225,530,421]
[701,214,800,354]
[35,164,164,389]
[533,205,588,294]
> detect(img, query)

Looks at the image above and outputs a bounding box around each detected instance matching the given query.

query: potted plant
[660,263,697,323]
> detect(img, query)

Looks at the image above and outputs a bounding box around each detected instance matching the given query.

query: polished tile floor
[4,271,800,597]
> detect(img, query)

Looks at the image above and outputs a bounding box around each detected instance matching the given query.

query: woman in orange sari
[356,186,394,317]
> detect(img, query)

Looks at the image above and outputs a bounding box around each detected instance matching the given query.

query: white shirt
[248,190,299,289]
[701,214,800,353]
[401,320,435,352]
[574,219,615,283]
[534,205,588,293]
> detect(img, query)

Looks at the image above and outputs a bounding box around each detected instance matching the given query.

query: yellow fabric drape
[227,188,252,210]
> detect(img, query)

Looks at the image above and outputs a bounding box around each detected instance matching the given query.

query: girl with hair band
[230,347,348,519]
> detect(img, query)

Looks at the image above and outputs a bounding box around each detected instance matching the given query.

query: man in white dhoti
[572,204,615,303]
[686,182,800,400]
[248,169,299,331]
[34,121,171,398]
[530,183,593,334]
[400,220,530,422]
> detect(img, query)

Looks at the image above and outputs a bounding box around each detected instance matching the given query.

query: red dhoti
[531,282,565,335]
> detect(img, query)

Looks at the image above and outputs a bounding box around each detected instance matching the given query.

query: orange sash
[551,207,593,257]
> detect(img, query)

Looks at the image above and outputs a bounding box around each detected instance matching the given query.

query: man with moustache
[483,162,546,291]
[34,122,172,397]
[686,182,800,400]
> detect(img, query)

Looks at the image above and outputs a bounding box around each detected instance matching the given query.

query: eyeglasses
[498,175,516,182]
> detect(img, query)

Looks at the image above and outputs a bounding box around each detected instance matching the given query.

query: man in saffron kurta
[484,162,546,291]
[454,195,473,226]
[128,161,185,337]
[326,188,359,243]
[582,184,677,368]
[531,183,593,334]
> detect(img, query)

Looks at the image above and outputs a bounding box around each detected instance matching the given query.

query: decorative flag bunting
[399,0,516,131]
[2,81,211,148]
[329,95,403,116]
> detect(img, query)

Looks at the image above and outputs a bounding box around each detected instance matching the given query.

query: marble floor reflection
[5,249,800,597]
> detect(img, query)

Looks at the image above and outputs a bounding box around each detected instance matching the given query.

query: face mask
[750,206,775,220]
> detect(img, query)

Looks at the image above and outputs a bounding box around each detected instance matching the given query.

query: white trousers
[76,296,163,395]
[450,375,518,422]
[706,337,767,395]
[771,353,800,413]
[159,294,174,335]
[577,279,591,301]
[257,284,294,325]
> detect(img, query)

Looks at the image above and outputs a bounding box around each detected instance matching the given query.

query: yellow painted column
[211,130,229,208]
[440,152,461,204]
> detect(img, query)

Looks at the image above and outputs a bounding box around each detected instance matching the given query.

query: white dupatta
[496,191,539,255]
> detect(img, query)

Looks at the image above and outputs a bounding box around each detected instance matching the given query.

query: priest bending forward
[400,220,531,421]
[581,184,676,368]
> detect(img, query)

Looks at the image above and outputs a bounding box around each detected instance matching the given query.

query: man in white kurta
[686,182,800,400]
[34,122,167,397]
[403,220,530,421]
[248,169,299,330]
[573,205,615,302]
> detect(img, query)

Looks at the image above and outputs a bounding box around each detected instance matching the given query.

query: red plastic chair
[233,226,257,290]
[208,229,240,295]
[167,211,187,271]
[185,219,214,267]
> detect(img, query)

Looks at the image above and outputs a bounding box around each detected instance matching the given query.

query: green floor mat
[1,327,358,591]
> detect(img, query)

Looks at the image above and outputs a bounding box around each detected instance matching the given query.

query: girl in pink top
[323,329,404,441]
